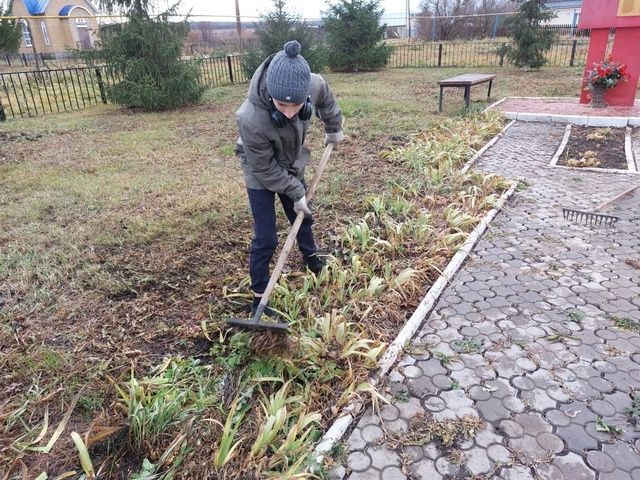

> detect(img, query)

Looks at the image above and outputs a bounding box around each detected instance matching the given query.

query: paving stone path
[336,122,640,479]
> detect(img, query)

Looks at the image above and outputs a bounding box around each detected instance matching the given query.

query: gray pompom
[284,40,301,57]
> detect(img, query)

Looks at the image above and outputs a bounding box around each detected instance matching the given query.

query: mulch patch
[557,126,627,170]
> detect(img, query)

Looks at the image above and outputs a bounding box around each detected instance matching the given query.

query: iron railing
[388,39,590,69]
[0,40,592,121]
[0,54,247,120]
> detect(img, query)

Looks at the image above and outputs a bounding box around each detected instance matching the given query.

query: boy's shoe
[251,296,279,319]
[303,253,326,274]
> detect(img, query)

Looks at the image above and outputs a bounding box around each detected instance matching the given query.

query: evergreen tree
[322,0,392,72]
[94,2,203,110]
[506,0,557,69]
[242,0,325,78]
[0,1,22,53]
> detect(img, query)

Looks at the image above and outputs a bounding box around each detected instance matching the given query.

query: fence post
[438,43,443,67]
[499,42,506,67]
[227,55,234,84]
[569,40,578,67]
[95,68,108,104]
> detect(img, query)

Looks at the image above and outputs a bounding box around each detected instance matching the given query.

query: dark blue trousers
[247,188,317,294]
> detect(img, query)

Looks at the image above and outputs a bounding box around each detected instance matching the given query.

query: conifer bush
[242,0,326,78]
[0,0,21,54]
[99,13,203,110]
[322,0,392,72]
[506,0,557,70]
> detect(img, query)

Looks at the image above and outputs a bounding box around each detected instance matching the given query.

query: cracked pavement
[333,122,640,479]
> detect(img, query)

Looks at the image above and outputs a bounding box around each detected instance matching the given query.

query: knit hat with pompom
[266,40,311,104]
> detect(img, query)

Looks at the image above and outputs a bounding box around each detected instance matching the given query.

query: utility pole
[406,0,410,40]
[235,0,242,47]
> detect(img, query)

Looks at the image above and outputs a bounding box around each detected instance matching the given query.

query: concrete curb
[487,97,640,127]
[625,127,637,172]
[546,124,639,175]
[549,124,572,167]
[548,164,640,175]
[483,96,508,113]
[311,175,520,473]
[461,119,516,174]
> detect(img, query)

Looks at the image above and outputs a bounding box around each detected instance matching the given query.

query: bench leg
[464,86,470,110]
[439,86,444,113]
[487,80,493,98]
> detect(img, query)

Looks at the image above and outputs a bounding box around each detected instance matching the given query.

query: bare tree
[416,0,475,40]
[476,0,516,37]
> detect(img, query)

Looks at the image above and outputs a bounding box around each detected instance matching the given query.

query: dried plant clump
[567,150,600,168]
[387,413,486,450]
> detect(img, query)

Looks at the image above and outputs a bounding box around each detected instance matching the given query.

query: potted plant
[584,58,629,108]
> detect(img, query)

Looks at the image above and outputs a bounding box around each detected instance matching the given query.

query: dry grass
[1,67,582,479]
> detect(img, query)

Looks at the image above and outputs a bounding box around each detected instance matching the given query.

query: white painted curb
[484,96,508,113]
[487,96,639,127]
[549,124,572,167]
[460,119,516,174]
[311,177,520,473]
[625,127,637,173]
[548,164,640,175]
[547,124,639,175]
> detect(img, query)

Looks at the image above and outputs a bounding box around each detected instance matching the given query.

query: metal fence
[0,51,86,69]
[0,54,247,121]
[388,39,589,68]
[1,40,590,121]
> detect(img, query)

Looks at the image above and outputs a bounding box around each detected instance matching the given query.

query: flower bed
[556,127,627,170]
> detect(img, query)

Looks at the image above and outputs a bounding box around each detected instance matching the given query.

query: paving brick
[465,447,493,475]
[361,425,385,443]
[553,452,597,480]
[407,459,443,480]
[380,466,407,479]
[369,445,401,470]
[586,451,616,473]
[536,432,565,453]
[600,471,632,480]
[556,423,599,453]
[500,465,535,479]
[434,456,459,476]
[339,122,640,479]
[348,451,373,472]
[380,404,401,422]
[601,442,640,472]
[487,443,511,464]
[535,463,566,479]
[347,428,368,452]
[349,470,381,480]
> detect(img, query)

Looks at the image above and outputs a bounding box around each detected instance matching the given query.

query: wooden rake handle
[594,185,639,212]
[254,143,335,316]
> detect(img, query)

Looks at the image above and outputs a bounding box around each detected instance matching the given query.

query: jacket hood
[247,56,274,111]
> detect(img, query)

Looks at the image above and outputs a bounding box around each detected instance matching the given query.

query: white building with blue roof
[8,0,99,53]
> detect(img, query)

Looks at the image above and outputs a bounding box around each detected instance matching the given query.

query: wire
[0,11,519,21]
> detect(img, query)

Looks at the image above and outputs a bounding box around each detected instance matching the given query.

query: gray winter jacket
[235,56,342,201]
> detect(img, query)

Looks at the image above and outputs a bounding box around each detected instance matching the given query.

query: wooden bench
[438,73,496,112]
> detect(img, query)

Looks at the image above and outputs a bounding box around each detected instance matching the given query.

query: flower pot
[590,84,607,108]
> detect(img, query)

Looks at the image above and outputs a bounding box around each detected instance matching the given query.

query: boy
[235,40,344,315]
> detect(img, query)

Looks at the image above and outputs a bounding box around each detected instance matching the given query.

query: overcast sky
[163,0,423,24]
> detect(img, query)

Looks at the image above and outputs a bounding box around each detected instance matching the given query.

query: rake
[226,143,335,333]
[562,184,639,227]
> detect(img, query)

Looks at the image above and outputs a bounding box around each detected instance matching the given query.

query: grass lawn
[0,66,584,479]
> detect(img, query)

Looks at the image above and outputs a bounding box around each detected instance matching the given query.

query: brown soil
[557,126,627,170]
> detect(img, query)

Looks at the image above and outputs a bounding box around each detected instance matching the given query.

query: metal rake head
[562,208,619,227]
